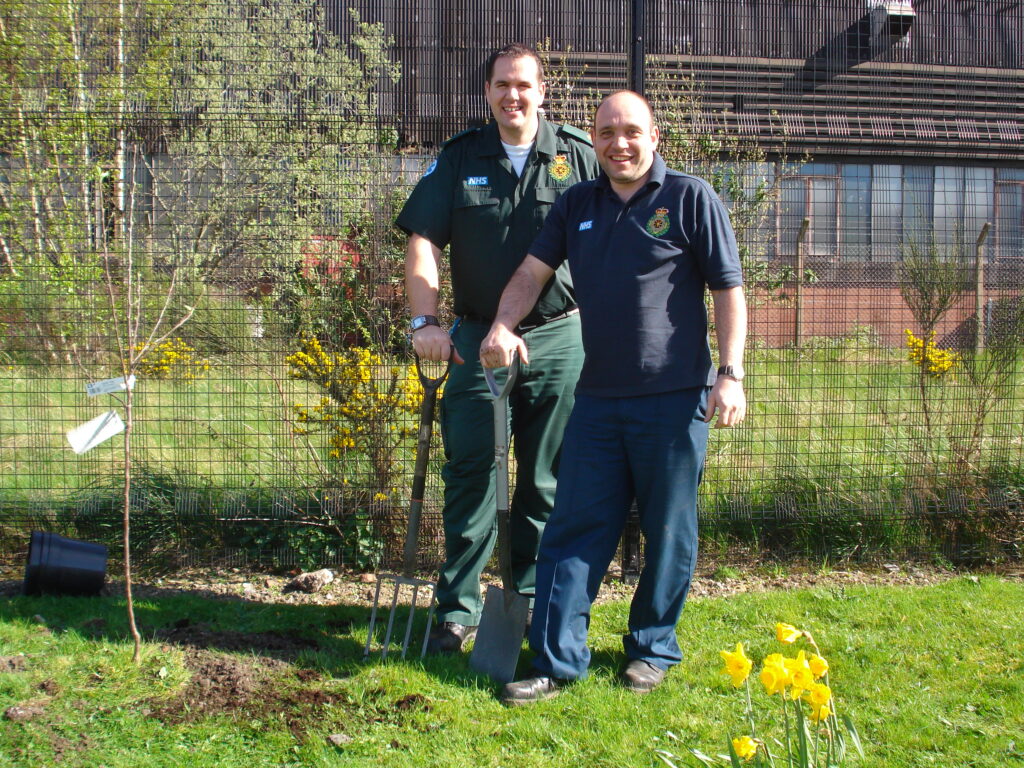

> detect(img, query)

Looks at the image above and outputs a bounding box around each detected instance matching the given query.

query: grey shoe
[619,659,666,693]
[500,674,563,706]
[426,622,477,654]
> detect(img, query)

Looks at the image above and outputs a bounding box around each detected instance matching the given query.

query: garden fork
[363,353,450,660]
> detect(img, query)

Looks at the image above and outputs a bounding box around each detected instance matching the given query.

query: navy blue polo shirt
[528,152,742,397]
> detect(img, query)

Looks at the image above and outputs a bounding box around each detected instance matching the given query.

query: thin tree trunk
[121,386,142,664]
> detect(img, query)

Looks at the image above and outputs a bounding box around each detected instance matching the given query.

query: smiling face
[484,54,546,145]
[591,91,660,198]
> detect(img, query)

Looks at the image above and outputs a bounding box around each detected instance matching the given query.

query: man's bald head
[593,90,656,131]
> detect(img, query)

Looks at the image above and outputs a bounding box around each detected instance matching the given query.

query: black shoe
[426,621,477,654]
[500,674,563,706]
[619,659,666,693]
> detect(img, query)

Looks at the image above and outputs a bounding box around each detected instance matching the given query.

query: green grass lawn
[2,576,1022,767]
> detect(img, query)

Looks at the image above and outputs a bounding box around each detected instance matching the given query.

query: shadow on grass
[0,580,536,698]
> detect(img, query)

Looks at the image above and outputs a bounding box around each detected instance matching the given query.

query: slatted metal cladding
[329,0,1023,162]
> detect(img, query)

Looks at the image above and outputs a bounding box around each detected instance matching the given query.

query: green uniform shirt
[396,117,599,326]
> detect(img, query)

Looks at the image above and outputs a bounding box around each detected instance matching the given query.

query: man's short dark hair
[485,43,545,83]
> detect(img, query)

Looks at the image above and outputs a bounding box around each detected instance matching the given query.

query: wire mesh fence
[1,0,1021,572]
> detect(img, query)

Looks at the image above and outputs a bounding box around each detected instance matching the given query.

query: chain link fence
[1,0,1021,572]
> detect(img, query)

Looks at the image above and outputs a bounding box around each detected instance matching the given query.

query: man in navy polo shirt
[479,90,747,704]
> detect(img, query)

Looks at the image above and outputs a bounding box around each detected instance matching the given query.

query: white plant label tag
[67,410,125,454]
[86,375,136,397]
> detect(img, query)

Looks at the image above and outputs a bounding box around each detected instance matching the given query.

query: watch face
[410,315,437,331]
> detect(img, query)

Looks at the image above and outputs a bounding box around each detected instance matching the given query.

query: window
[996,170,1024,262]
[769,162,1004,263]
[903,165,934,247]
[777,164,838,258]
[871,165,902,261]
[841,165,871,261]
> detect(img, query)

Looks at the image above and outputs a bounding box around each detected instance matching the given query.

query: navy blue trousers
[528,388,710,680]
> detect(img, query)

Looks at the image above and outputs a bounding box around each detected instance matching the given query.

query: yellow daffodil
[760,653,791,696]
[808,682,832,709]
[809,701,833,722]
[719,642,753,688]
[732,735,758,761]
[809,653,829,679]
[785,650,816,699]
[775,622,802,644]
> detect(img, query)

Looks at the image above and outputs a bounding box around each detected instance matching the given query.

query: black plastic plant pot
[24,531,108,597]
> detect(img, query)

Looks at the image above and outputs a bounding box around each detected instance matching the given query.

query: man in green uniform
[396,43,598,653]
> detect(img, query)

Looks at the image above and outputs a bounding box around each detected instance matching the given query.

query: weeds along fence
[1,0,1022,571]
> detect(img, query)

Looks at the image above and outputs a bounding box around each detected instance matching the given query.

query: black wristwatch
[717,365,745,382]
[409,315,441,332]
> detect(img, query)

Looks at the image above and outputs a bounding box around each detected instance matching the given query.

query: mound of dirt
[1,656,27,673]
[155,622,320,659]
[148,627,352,738]
[151,650,266,722]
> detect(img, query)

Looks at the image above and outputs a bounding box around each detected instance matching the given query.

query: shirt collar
[479,117,555,157]
[534,117,559,158]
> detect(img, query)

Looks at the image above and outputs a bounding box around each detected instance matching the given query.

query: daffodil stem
[823,672,840,724]
[782,694,793,768]
[745,678,757,739]
[826,716,835,766]
[803,631,820,657]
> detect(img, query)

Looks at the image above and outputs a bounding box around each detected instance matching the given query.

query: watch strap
[410,315,441,332]
[717,364,744,382]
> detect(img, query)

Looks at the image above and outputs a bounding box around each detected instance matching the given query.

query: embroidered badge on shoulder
[548,155,573,183]
[646,207,671,236]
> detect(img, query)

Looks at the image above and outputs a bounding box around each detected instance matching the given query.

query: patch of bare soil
[49,732,90,764]
[1,655,27,673]
[4,702,47,722]
[2,558,1020,610]
[150,649,269,722]
[154,621,320,658]
[148,638,426,742]
[87,561,1005,610]
[146,623,335,728]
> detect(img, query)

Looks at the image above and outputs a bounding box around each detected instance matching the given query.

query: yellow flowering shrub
[905,329,958,378]
[135,338,210,380]
[286,335,423,500]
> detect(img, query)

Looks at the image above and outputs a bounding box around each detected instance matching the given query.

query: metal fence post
[629,0,646,96]
[795,217,810,347]
[975,221,991,354]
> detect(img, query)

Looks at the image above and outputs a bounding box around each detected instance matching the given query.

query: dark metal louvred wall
[332,0,1023,162]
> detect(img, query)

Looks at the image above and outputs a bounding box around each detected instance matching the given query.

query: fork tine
[363,577,386,660]
[420,587,437,659]
[380,580,402,660]
[398,584,420,659]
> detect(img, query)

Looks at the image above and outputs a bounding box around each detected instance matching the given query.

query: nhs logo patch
[578,220,593,231]
[465,176,489,186]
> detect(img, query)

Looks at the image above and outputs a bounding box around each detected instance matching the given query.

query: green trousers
[435,313,583,625]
